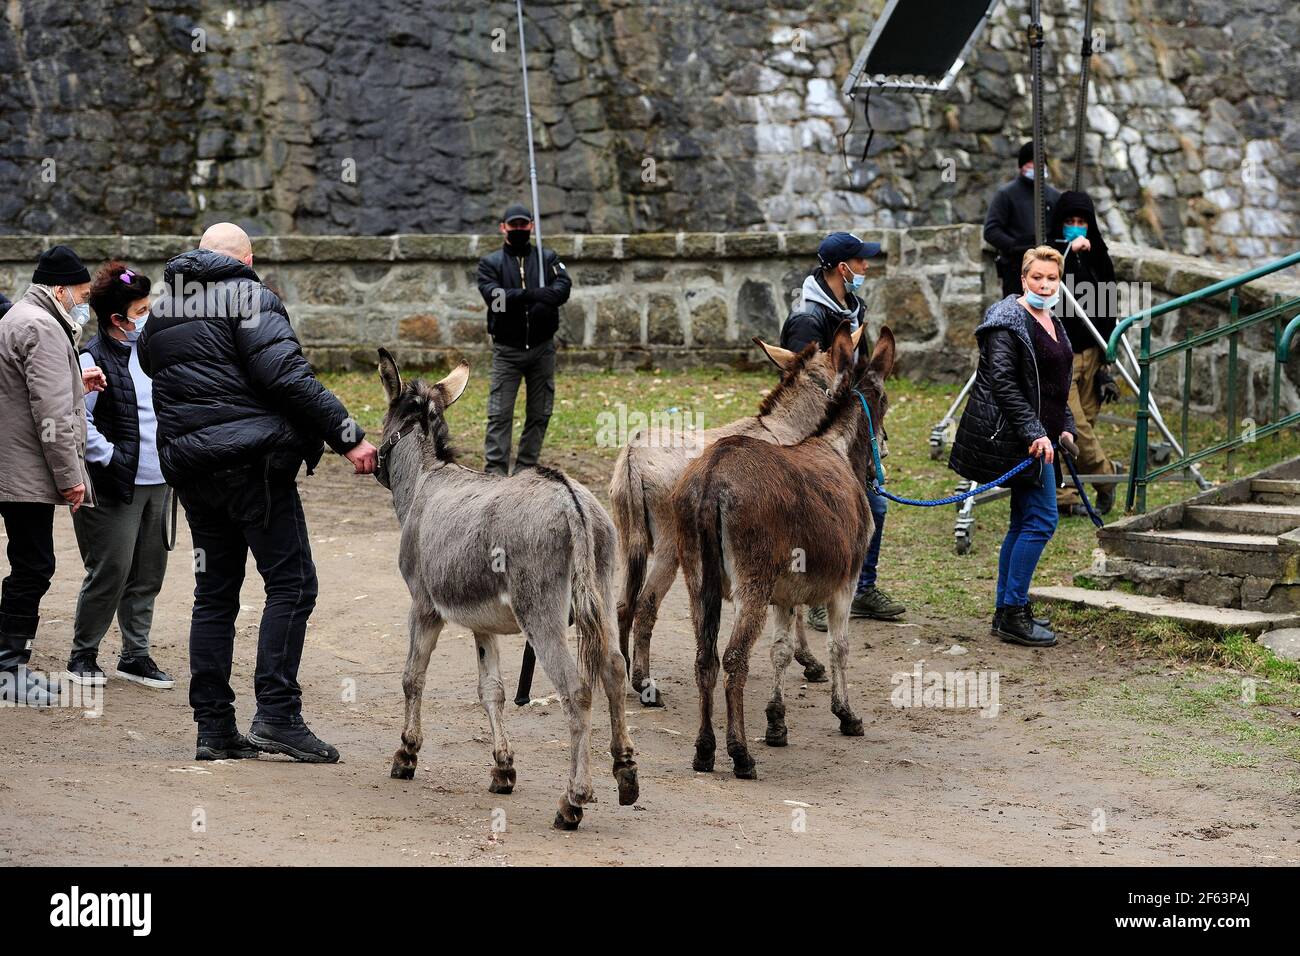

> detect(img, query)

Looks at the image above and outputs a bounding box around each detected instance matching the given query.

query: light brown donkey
[672,323,895,779]
[609,329,864,706]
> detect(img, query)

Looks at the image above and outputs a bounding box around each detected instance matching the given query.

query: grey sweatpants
[71,483,170,661]
[485,339,556,476]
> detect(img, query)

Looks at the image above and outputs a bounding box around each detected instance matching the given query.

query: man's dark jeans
[0,502,56,668]
[179,467,319,735]
[485,339,556,476]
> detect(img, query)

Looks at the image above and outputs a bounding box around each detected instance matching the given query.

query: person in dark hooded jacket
[984,141,1061,298]
[138,222,377,764]
[1050,189,1121,515]
[0,292,12,319]
[949,246,1076,649]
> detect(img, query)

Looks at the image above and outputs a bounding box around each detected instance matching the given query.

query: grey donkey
[375,349,638,830]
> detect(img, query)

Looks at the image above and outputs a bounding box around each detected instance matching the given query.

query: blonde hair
[1021,245,1064,277]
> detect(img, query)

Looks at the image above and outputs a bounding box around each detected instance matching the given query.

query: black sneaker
[247,721,340,763]
[993,605,1057,647]
[65,654,106,687]
[117,656,175,689]
[196,731,261,761]
[1094,487,1115,516]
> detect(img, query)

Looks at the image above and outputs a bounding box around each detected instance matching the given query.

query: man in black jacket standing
[984,141,1061,298]
[139,222,377,763]
[475,203,572,475]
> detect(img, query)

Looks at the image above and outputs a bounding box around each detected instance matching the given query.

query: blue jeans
[856,486,888,593]
[996,462,1058,608]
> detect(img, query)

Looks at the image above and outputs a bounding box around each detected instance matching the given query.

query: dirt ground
[2,454,1297,866]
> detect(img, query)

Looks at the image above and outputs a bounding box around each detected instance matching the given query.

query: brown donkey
[610,329,864,706]
[672,323,895,779]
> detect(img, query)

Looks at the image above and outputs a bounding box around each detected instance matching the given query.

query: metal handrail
[1106,249,1300,361]
[1117,249,1300,513]
[1279,313,1300,363]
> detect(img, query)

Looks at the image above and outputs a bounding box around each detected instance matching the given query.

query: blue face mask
[1063,224,1087,243]
[1022,167,1035,181]
[123,313,147,342]
[841,265,866,293]
[1024,288,1060,311]
[71,303,91,327]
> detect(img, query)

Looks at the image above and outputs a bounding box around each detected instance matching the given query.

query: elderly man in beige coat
[0,245,107,706]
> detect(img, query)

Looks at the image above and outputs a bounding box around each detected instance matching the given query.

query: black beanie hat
[33,245,91,286]
[1017,141,1035,167]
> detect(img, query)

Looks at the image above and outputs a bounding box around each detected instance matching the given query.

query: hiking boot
[0,666,61,707]
[992,604,1050,635]
[65,654,106,687]
[1094,486,1115,516]
[196,731,261,761]
[117,656,175,689]
[248,720,340,763]
[993,605,1057,647]
[850,586,906,620]
[805,605,828,632]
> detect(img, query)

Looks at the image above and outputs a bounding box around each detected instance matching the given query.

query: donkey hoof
[614,764,640,806]
[635,679,666,708]
[764,727,788,748]
[692,752,714,773]
[553,805,583,831]
[802,663,829,683]
[732,759,758,780]
[839,716,865,737]
[488,767,516,794]
[390,755,416,779]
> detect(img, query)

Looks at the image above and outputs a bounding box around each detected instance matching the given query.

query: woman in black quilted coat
[949,246,1076,649]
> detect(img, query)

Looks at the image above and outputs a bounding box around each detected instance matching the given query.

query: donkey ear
[377,347,402,404]
[869,326,896,380]
[829,320,855,375]
[436,362,471,407]
[752,337,800,372]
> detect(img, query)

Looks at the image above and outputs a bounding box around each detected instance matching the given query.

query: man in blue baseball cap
[779,232,880,353]
[778,231,904,629]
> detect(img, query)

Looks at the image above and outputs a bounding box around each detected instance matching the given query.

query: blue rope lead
[854,389,1106,520]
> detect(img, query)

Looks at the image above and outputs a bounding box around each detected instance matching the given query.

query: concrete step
[1099,526,1287,576]
[1252,478,1300,505]
[1030,585,1300,636]
[1183,502,1300,536]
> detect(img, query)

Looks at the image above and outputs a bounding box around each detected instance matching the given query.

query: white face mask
[54,287,90,326]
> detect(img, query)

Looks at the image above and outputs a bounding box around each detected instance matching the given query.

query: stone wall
[4,227,1298,423]
[2,0,1296,260]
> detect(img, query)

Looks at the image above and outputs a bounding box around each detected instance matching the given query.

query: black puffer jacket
[137,249,362,485]
[948,295,1076,488]
[475,243,572,349]
[79,333,140,504]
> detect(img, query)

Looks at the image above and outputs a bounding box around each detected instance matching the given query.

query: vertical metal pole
[1181,327,1191,482]
[515,0,545,285]
[1029,0,1046,245]
[1071,0,1095,192]
[1131,322,1152,514]
[1273,295,1282,445]
[514,0,544,704]
[1227,291,1239,476]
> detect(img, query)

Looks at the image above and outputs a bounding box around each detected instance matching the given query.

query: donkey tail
[609,445,649,639]
[694,479,725,658]
[566,483,611,690]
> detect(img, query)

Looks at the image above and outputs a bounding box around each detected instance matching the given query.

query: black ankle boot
[994,605,1057,647]
[993,605,1049,635]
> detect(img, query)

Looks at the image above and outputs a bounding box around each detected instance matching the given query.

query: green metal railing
[1105,249,1300,513]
